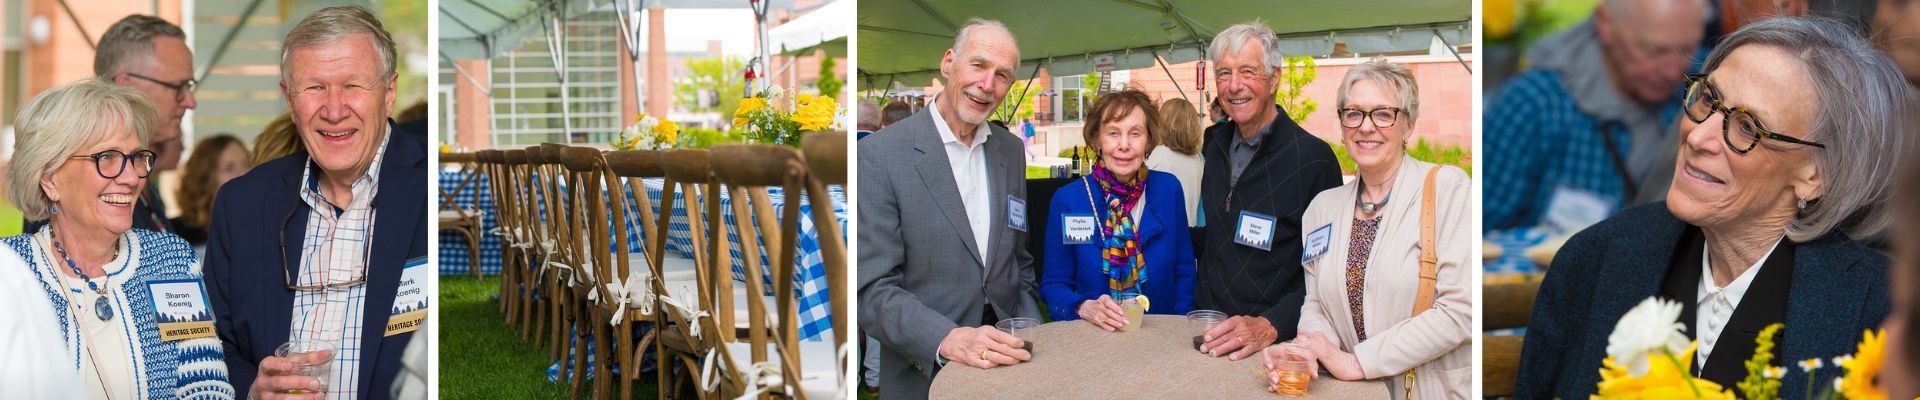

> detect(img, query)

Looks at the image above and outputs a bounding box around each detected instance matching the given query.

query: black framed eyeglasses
[279,197,374,292]
[125,72,197,102]
[1682,74,1826,154]
[69,150,156,179]
[1339,107,1403,129]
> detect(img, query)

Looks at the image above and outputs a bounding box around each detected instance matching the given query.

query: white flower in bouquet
[1606,297,1691,377]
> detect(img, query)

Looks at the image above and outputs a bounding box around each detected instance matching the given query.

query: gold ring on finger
[978,350,989,361]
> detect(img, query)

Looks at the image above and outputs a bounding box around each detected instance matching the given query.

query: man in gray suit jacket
[858,18,1040,399]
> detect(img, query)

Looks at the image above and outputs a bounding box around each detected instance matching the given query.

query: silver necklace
[1355,175,1393,215]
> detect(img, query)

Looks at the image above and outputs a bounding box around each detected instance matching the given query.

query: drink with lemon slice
[1116,293,1148,331]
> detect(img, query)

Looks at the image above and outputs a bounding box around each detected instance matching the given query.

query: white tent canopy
[770,0,851,57]
[856,0,1471,86]
[439,0,802,61]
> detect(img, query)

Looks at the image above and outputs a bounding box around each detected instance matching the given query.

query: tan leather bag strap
[1413,166,1441,316]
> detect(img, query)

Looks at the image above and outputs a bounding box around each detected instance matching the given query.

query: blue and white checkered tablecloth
[438,169,846,341]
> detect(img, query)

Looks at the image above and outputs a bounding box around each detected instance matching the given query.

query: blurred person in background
[250,113,301,167]
[170,135,250,247]
[1147,97,1205,227]
[881,100,914,127]
[858,98,882,139]
[1483,0,1706,233]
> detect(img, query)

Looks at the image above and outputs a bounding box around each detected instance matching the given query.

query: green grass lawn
[440,276,659,399]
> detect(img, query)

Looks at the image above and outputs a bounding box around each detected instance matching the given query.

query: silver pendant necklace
[1355,175,1392,215]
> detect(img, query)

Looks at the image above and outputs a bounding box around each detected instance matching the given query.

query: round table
[930,315,1391,398]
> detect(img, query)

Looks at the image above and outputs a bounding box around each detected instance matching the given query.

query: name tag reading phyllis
[147,279,215,341]
[385,257,430,336]
[1062,214,1096,245]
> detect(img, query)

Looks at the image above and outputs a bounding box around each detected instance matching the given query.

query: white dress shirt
[929,99,993,265]
[0,246,85,400]
[1694,238,1779,367]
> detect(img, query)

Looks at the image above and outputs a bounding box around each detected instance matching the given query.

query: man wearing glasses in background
[204,5,428,399]
[23,15,195,234]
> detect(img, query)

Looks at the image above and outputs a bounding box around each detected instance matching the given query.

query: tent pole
[543,6,573,144]
[52,0,96,49]
[997,66,1041,122]
[196,0,268,83]
[1433,28,1473,74]
[1154,53,1190,104]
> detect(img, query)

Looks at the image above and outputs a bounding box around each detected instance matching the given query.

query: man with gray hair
[203,5,428,399]
[1192,20,1343,361]
[859,17,1039,399]
[1483,0,1707,233]
[22,15,197,235]
[857,97,882,139]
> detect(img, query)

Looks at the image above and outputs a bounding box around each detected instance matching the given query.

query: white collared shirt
[1694,237,1779,367]
[929,97,993,265]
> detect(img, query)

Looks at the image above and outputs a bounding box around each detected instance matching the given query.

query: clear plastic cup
[1271,343,1312,396]
[994,317,1040,356]
[1187,310,1228,351]
[275,340,336,394]
[1115,293,1145,332]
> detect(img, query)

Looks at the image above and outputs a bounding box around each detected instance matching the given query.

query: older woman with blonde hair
[1262,58,1473,398]
[4,79,233,398]
[1147,97,1205,226]
[1516,17,1916,398]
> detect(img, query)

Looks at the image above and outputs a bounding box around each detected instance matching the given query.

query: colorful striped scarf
[1091,160,1147,295]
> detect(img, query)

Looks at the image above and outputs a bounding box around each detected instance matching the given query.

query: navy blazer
[204,127,429,399]
[1040,170,1196,321]
[1514,202,1888,400]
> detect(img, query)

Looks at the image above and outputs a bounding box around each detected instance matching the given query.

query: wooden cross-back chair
[709,143,840,400]
[438,152,485,278]
[603,149,707,400]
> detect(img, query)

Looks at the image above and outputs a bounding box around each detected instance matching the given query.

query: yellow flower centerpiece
[611,113,680,151]
[1594,297,1735,399]
[1838,329,1887,400]
[733,86,840,147]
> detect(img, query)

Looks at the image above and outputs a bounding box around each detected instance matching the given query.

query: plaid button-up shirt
[289,131,389,399]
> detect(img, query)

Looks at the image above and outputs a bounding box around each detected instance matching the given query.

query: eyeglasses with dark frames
[69,150,157,179]
[1338,107,1403,129]
[1681,74,1826,154]
[124,72,197,102]
[278,196,376,292]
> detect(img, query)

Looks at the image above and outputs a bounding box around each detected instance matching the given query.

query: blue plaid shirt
[1483,70,1679,232]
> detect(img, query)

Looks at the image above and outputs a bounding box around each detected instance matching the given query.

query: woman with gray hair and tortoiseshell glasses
[1514,17,1920,398]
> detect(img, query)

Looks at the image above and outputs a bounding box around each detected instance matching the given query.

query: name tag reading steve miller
[385,257,430,336]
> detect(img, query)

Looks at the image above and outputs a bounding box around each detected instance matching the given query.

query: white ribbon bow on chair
[731,360,786,400]
[605,274,658,325]
[656,284,708,339]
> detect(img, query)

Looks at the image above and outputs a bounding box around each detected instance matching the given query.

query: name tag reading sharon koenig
[147,279,216,341]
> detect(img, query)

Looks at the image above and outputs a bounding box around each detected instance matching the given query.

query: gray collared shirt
[1228,123,1267,184]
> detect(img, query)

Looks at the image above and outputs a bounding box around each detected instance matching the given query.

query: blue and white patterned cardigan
[4,228,235,400]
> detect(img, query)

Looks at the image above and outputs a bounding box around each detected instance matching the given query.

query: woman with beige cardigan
[1261,59,1472,399]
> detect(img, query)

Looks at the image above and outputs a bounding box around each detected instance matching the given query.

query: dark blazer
[1514,202,1889,400]
[204,127,430,399]
[1194,106,1343,339]
[1040,170,1196,321]
[857,107,1041,400]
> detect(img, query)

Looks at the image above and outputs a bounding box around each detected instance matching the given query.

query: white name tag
[1235,211,1277,251]
[147,279,215,341]
[1544,186,1614,232]
[1008,195,1028,232]
[1302,223,1332,263]
[1062,214,1096,245]
[386,257,430,336]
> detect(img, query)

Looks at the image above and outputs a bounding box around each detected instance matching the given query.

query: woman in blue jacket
[1041,89,1197,331]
